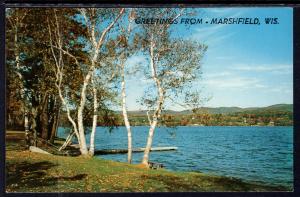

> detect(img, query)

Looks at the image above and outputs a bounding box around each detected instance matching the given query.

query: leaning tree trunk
[141,96,164,166]
[47,11,82,153]
[142,38,165,166]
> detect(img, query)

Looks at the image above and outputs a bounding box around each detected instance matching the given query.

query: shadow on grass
[5,140,27,151]
[141,174,203,191]
[141,174,289,192]
[6,161,87,190]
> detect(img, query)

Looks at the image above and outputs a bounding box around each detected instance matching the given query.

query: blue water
[58,126,293,188]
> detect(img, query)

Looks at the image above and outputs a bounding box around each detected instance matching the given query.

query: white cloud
[205,71,232,78]
[201,62,292,92]
[195,24,225,36]
[254,84,267,88]
[269,86,293,94]
[202,72,292,96]
[202,77,260,89]
[202,70,275,91]
[140,78,153,84]
[126,55,146,67]
[192,21,236,48]
[192,27,236,48]
[127,75,152,85]
[232,64,292,73]
[215,56,234,60]
[208,32,236,46]
[205,8,245,18]
[191,9,246,46]
[207,8,234,14]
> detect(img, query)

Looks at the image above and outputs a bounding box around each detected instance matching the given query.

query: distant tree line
[57,109,293,127]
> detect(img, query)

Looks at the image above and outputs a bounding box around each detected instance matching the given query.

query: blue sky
[124,8,293,111]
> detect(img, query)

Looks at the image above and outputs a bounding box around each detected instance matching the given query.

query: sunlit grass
[6,141,290,192]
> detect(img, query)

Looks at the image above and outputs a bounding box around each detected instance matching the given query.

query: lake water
[58,126,293,188]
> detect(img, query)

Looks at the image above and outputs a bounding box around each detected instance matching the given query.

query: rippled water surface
[59,126,293,187]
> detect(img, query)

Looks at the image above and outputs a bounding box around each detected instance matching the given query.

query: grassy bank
[6,141,290,192]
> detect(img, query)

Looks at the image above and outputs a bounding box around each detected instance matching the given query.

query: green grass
[5,141,290,192]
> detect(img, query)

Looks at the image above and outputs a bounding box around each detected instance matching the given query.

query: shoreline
[98,155,293,191]
[100,157,293,191]
[77,125,294,128]
[6,141,291,192]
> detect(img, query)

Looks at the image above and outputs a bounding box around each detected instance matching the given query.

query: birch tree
[117,8,136,163]
[138,9,207,166]
[6,8,29,131]
[80,8,125,156]
[6,8,64,144]
[48,8,124,156]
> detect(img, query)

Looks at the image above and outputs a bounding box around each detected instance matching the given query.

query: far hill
[114,104,293,127]
[262,104,293,112]
[124,104,293,115]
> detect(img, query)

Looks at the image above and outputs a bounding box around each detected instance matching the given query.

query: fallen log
[29,146,52,155]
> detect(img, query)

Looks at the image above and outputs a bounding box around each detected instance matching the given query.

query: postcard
[5,6,294,192]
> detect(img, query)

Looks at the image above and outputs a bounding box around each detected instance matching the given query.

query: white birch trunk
[59,131,75,151]
[77,8,124,156]
[89,73,98,156]
[77,70,92,155]
[142,38,165,166]
[142,96,164,165]
[121,62,132,163]
[47,15,81,149]
[119,8,135,163]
